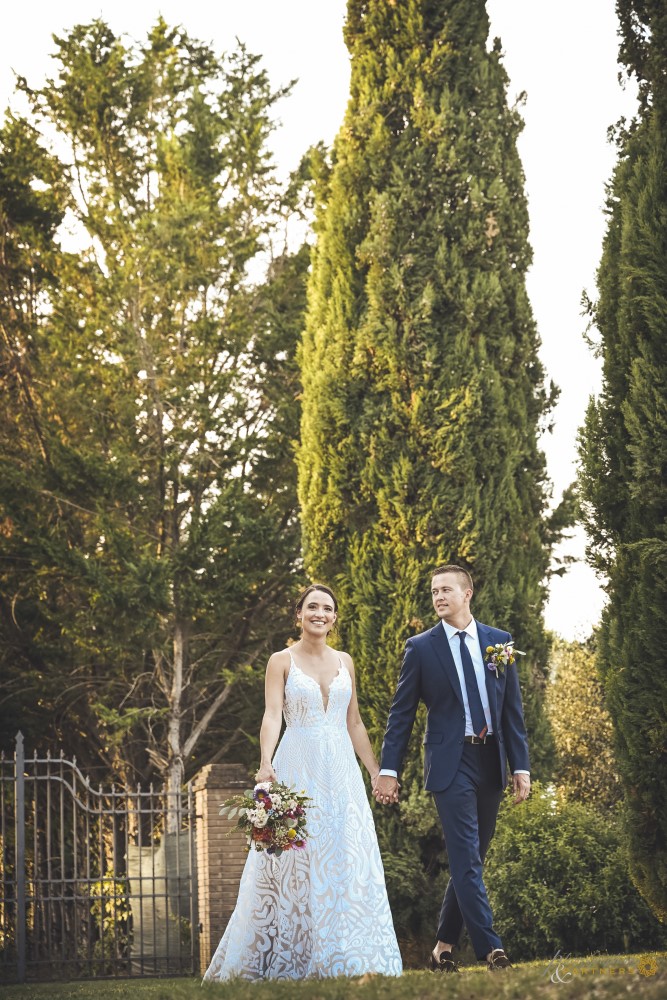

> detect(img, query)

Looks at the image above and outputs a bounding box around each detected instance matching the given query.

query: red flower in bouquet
[220,781,311,857]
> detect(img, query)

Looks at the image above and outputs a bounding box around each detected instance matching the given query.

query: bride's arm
[255,651,287,783]
[344,654,380,788]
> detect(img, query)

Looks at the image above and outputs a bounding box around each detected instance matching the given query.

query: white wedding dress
[202,653,402,980]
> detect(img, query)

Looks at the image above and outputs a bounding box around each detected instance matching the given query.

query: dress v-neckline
[289,653,344,714]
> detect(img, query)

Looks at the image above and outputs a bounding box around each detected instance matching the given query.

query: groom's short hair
[431,564,474,592]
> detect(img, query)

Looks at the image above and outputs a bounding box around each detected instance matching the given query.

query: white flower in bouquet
[220,780,311,855]
[250,808,269,828]
[255,811,269,828]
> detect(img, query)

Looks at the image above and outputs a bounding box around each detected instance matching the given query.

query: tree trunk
[165,619,188,833]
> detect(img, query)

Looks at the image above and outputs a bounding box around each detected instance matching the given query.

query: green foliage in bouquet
[220,781,310,857]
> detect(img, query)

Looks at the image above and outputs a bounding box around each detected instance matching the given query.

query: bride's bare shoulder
[270,647,292,662]
[266,648,291,677]
[338,649,354,671]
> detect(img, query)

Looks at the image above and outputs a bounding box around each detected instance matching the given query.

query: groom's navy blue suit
[380,619,530,959]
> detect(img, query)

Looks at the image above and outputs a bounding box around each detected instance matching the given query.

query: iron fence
[0,732,199,983]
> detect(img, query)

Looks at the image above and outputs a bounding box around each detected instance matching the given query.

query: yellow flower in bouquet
[220,780,311,857]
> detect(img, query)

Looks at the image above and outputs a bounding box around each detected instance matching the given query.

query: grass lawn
[2,953,666,1000]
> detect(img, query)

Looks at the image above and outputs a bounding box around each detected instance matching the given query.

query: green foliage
[298,0,565,918]
[617,0,667,113]
[374,778,448,965]
[0,20,306,789]
[86,875,131,972]
[0,114,72,749]
[485,786,667,960]
[577,2,667,922]
[546,636,622,811]
[298,0,563,778]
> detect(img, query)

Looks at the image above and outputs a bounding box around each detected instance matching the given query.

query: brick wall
[193,763,250,973]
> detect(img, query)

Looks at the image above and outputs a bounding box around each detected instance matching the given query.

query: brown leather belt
[464,733,495,745]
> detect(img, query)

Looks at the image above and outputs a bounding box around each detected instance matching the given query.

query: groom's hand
[512,772,530,804]
[373,775,399,805]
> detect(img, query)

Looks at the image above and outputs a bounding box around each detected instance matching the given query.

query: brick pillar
[193,763,250,974]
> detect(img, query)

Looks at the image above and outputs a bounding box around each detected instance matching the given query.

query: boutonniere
[485,641,525,678]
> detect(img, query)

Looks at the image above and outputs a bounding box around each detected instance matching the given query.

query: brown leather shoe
[487,948,512,970]
[429,949,459,973]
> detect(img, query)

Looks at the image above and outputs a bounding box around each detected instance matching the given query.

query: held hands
[372,774,400,805]
[512,772,530,804]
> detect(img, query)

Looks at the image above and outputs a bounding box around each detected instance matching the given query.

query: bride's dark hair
[295,584,338,616]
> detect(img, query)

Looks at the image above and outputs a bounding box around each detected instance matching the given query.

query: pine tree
[578,1,667,921]
[0,114,70,748]
[299,0,561,772]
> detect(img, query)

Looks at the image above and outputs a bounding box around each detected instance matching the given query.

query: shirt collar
[442,617,477,642]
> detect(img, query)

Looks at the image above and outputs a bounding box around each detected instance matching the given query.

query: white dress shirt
[380,619,529,778]
[444,618,493,736]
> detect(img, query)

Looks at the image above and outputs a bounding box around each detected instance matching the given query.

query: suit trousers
[432,740,504,959]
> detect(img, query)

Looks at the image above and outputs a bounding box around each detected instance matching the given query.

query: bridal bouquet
[220,780,310,856]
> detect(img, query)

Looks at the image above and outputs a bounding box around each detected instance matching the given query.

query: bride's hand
[254,764,277,784]
[372,774,399,805]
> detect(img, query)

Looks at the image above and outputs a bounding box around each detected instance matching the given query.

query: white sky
[1,1,638,640]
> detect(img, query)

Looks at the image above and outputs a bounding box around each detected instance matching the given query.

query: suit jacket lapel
[476,620,499,730]
[429,624,464,706]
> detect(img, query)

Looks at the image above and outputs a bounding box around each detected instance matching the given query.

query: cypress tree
[578,1,667,921]
[299,0,561,775]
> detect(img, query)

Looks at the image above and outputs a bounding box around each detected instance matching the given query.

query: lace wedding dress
[202,653,402,980]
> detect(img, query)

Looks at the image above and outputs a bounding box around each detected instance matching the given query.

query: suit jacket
[380,619,530,792]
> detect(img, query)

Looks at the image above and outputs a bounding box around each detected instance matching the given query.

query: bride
[202,584,403,980]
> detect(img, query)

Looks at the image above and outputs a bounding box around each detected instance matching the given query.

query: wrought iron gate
[0,732,199,983]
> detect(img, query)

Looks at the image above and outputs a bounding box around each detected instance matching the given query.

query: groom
[373,565,530,972]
